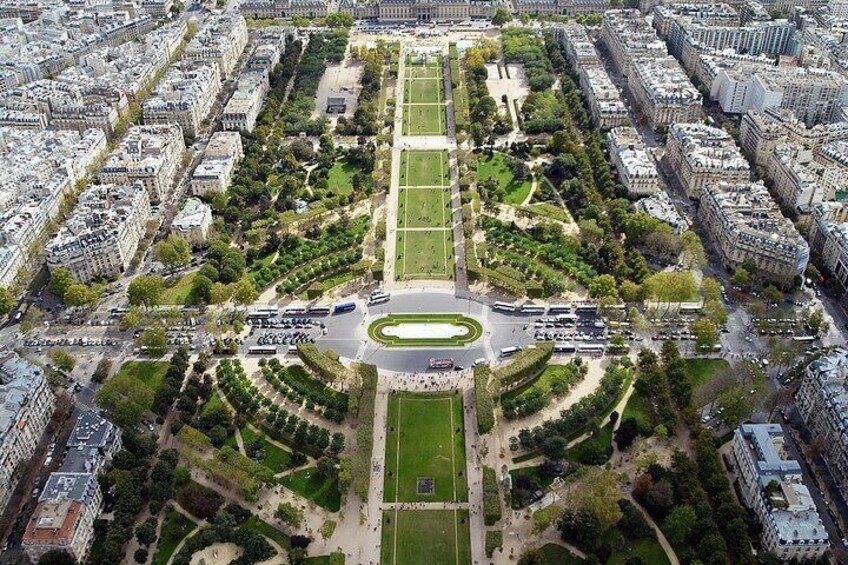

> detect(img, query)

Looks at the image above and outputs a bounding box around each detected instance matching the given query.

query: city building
[578,66,629,129]
[665,122,750,199]
[796,350,848,504]
[61,411,122,476]
[635,191,690,233]
[629,57,701,130]
[698,181,809,285]
[767,144,829,213]
[171,198,213,244]
[222,72,268,133]
[808,202,848,288]
[606,127,659,195]
[99,124,186,203]
[0,352,54,513]
[45,182,151,283]
[241,0,331,19]
[183,13,249,81]
[552,23,600,69]
[739,108,848,168]
[732,424,829,561]
[143,62,221,139]
[191,131,243,196]
[600,10,667,77]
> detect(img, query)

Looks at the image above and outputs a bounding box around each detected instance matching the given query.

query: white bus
[500,346,521,357]
[256,306,278,316]
[574,302,599,314]
[306,305,331,315]
[493,302,516,313]
[577,343,605,355]
[368,294,390,305]
[248,346,277,355]
[556,314,578,326]
[284,306,307,315]
[520,304,547,315]
[554,342,576,353]
[792,335,815,343]
[548,304,571,314]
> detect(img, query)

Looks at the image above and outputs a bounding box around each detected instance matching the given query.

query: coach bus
[574,302,599,314]
[306,305,331,316]
[792,335,815,343]
[520,304,547,315]
[679,303,704,314]
[248,346,277,355]
[547,304,571,314]
[255,306,278,316]
[578,343,605,355]
[492,302,516,313]
[554,342,576,353]
[284,306,307,315]
[246,310,274,320]
[500,346,521,357]
[429,358,454,369]
[368,293,390,305]
[333,302,356,314]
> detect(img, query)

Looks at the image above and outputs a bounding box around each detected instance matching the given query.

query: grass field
[368,313,483,347]
[395,229,453,280]
[384,392,467,503]
[95,361,169,422]
[538,543,585,564]
[160,272,197,305]
[477,152,533,205]
[399,150,449,187]
[684,358,730,389]
[381,510,471,565]
[604,528,670,565]
[327,160,358,196]
[397,188,451,228]
[403,105,446,135]
[240,425,292,473]
[243,515,291,549]
[621,388,654,434]
[500,364,577,403]
[152,508,197,565]
[280,467,342,511]
[403,57,447,136]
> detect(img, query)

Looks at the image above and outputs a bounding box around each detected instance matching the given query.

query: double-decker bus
[429,358,454,369]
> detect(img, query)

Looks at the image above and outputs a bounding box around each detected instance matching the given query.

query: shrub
[297,344,349,382]
[474,366,495,434]
[482,466,502,526]
[352,363,378,500]
[485,530,503,558]
[493,343,554,389]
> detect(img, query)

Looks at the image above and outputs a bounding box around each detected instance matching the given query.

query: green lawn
[243,515,291,549]
[160,272,197,305]
[368,313,483,347]
[399,150,450,187]
[524,201,574,224]
[384,392,467,503]
[604,528,670,565]
[501,364,578,403]
[327,160,358,196]
[567,421,613,465]
[395,229,453,280]
[240,426,292,473]
[118,361,169,391]
[478,152,533,205]
[684,358,731,389]
[408,78,442,104]
[621,388,654,434]
[279,467,342,512]
[381,510,471,565]
[398,188,451,228]
[152,508,196,565]
[538,543,585,564]
[406,64,441,78]
[96,361,169,420]
[403,104,446,135]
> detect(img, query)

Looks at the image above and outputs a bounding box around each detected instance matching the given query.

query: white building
[171,198,213,244]
[552,23,600,69]
[606,127,659,195]
[222,72,268,133]
[665,122,750,199]
[578,66,629,130]
[635,191,690,233]
[732,424,829,561]
[183,12,249,80]
[191,131,243,196]
[808,202,848,289]
[600,10,668,77]
[629,57,702,130]
[143,62,221,139]
[739,108,848,168]
[767,144,828,213]
[45,182,151,283]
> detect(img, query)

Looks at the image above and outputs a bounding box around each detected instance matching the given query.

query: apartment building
[552,23,599,69]
[808,202,848,288]
[0,244,24,288]
[140,0,175,17]
[606,127,659,195]
[652,3,740,41]
[767,144,829,212]
[732,424,829,561]
[739,108,848,167]
[665,123,749,200]
[100,124,186,203]
[241,0,331,19]
[171,198,213,244]
[578,66,629,129]
[600,10,668,78]
[635,191,690,234]
[698,181,809,285]
[191,131,243,196]
[45,182,151,283]
[184,12,248,81]
[663,15,795,60]
[61,411,122,476]
[0,352,54,514]
[222,72,268,134]
[796,350,848,499]
[815,141,848,196]
[629,57,701,130]
[143,62,221,139]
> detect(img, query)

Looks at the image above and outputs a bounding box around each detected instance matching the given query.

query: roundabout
[368,313,483,347]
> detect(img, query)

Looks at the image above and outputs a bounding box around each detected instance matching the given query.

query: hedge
[493,343,554,390]
[352,363,378,501]
[474,366,495,434]
[485,530,503,558]
[217,445,276,486]
[482,466,502,526]
[297,344,349,382]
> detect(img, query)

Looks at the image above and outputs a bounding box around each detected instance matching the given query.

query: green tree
[569,470,622,531]
[230,278,259,307]
[762,284,782,304]
[700,277,721,302]
[128,275,164,308]
[209,282,232,305]
[716,385,751,427]
[619,280,640,303]
[692,318,717,352]
[154,236,191,270]
[135,516,158,546]
[679,231,706,268]
[541,435,568,461]
[138,325,167,357]
[48,348,76,373]
[64,283,98,307]
[38,551,76,565]
[731,267,750,288]
[48,268,76,299]
[0,287,14,316]
[324,12,354,27]
[275,501,303,528]
[588,274,618,299]
[662,505,697,544]
[703,299,728,327]
[491,7,512,25]
[120,306,144,330]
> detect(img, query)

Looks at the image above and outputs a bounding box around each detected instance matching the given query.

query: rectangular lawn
[280,467,342,511]
[381,509,471,565]
[395,229,453,280]
[408,78,442,104]
[403,104,446,136]
[384,392,467,503]
[400,150,449,187]
[399,188,450,229]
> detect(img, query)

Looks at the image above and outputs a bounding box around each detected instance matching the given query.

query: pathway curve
[627,494,680,565]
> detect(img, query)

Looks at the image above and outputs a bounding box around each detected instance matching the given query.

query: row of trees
[501,360,586,420]
[337,41,398,136]
[260,359,348,423]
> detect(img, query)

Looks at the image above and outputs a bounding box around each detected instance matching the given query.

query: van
[473,358,486,367]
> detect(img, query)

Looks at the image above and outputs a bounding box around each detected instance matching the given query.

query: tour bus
[578,343,605,355]
[492,302,516,313]
[368,293,390,305]
[333,302,356,314]
[548,304,571,314]
[554,342,576,353]
[500,346,521,357]
[556,313,579,326]
[284,306,307,315]
[574,302,599,314]
[679,303,703,314]
[792,335,815,343]
[246,310,274,320]
[248,346,277,355]
[429,358,454,369]
[520,304,547,315]
[306,305,331,316]
[255,306,278,317]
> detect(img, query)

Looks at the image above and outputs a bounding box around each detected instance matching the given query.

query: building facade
[606,126,659,195]
[665,122,750,199]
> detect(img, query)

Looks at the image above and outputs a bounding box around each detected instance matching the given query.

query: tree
[662,505,697,544]
[324,12,353,27]
[700,277,722,302]
[316,456,337,478]
[48,348,76,373]
[762,284,782,304]
[765,387,794,420]
[588,274,618,299]
[679,231,705,268]
[703,299,728,327]
[569,470,622,531]
[48,268,76,299]
[541,435,568,461]
[517,549,547,565]
[614,418,639,451]
[209,282,232,304]
[619,281,640,303]
[64,283,96,307]
[275,501,303,528]
[135,516,158,546]
[138,325,167,357]
[230,278,259,307]
[38,551,76,565]
[731,267,750,288]
[491,7,512,25]
[154,236,191,270]
[692,318,716,352]
[807,309,825,334]
[0,287,14,316]
[133,548,149,564]
[716,385,752,427]
[128,275,164,308]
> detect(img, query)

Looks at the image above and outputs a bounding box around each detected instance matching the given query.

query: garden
[381,509,471,565]
[500,361,586,420]
[476,151,533,205]
[259,358,349,423]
